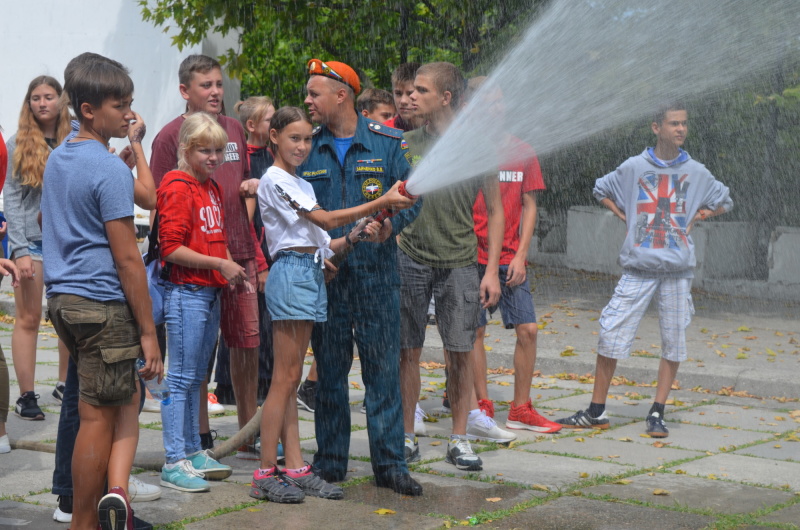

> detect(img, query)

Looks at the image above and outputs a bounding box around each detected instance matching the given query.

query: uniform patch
[302,169,328,178]
[368,121,402,139]
[355,165,384,174]
[400,139,409,150]
[361,178,383,200]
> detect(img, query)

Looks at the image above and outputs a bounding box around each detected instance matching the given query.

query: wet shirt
[398,127,484,269]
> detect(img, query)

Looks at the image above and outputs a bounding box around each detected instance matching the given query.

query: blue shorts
[266,251,327,322]
[477,264,537,329]
[28,240,43,261]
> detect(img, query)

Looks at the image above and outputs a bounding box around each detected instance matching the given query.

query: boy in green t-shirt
[398,62,515,472]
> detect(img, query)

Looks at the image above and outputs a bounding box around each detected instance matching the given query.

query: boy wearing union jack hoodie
[556,103,733,438]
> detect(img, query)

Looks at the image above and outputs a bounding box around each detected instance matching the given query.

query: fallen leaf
[430,440,442,446]
[374,508,396,515]
[608,455,620,458]
[652,441,672,448]
[350,381,362,390]
[575,438,585,442]
[653,489,670,496]
[613,479,632,485]
[485,497,502,502]
[579,472,589,478]
[775,416,786,421]
[675,469,686,474]
[640,434,652,438]
[775,444,782,448]
[247,508,261,512]
[743,336,758,340]
[532,484,550,491]
[498,381,511,386]
[618,437,633,442]
[737,326,751,332]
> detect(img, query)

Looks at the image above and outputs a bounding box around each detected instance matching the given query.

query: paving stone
[678,453,800,490]
[0,449,56,497]
[594,421,775,452]
[183,495,443,530]
[426,448,626,489]
[486,496,715,529]
[671,404,798,432]
[582,472,795,513]
[525,436,702,467]
[131,480,256,526]
[345,472,542,520]
[733,439,800,462]
[759,503,800,525]
[0,500,62,530]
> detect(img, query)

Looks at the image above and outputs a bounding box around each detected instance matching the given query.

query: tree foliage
[139,0,549,105]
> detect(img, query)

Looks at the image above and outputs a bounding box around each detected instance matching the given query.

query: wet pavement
[1,267,798,529]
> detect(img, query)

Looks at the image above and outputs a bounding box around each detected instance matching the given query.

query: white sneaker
[53,507,71,523]
[141,399,161,413]
[466,411,517,443]
[207,393,225,415]
[414,403,428,436]
[0,434,10,454]
[129,474,162,502]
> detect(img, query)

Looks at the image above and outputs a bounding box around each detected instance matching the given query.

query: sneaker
[53,495,72,523]
[296,380,316,412]
[360,403,366,414]
[249,438,285,464]
[97,486,131,530]
[141,399,161,413]
[160,460,210,492]
[0,434,10,454]
[283,466,344,500]
[446,437,483,471]
[52,382,66,402]
[15,391,44,421]
[506,400,563,433]
[441,390,451,414]
[414,403,428,436]
[187,449,232,480]
[404,435,420,463]
[207,393,225,415]
[646,412,669,438]
[478,398,495,418]
[128,474,161,502]
[467,411,517,443]
[200,430,217,450]
[249,469,305,503]
[555,409,610,429]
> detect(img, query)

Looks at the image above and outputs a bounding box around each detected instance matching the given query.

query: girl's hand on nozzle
[383,181,417,210]
[128,112,147,144]
[0,258,21,288]
[351,217,383,243]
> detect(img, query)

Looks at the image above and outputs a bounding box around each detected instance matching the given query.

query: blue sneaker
[160,460,210,492]
[187,450,232,480]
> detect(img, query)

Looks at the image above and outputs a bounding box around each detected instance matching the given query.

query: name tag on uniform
[302,169,328,178]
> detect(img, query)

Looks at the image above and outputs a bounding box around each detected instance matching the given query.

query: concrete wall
[565,206,626,274]
[768,226,800,285]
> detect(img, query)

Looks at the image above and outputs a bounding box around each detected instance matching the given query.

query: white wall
[0,0,240,217]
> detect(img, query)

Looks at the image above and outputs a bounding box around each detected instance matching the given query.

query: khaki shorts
[48,294,141,406]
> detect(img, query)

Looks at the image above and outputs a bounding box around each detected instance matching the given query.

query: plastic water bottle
[136,358,171,405]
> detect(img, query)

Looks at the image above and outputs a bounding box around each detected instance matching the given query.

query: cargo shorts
[48,294,141,406]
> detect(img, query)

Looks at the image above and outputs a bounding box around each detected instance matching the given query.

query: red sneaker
[506,400,562,433]
[478,399,494,418]
[97,486,133,529]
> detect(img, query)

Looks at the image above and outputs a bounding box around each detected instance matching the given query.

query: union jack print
[634,171,689,250]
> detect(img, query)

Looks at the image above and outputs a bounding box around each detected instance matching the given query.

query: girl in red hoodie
[156,112,251,493]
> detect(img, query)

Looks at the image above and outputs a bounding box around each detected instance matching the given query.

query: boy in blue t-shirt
[42,59,163,530]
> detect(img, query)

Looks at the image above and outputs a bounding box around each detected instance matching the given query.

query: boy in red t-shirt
[469,77,562,434]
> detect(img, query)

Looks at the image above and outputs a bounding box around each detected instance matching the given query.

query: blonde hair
[234,96,274,137]
[12,76,72,188]
[177,112,229,172]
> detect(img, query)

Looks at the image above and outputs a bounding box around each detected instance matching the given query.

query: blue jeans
[53,357,146,496]
[161,283,220,464]
[311,264,407,481]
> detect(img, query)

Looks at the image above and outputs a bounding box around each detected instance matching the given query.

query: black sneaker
[200,430,218,450]
[375,471,423,496]
[646,412,669,438]
[15,391,44,421]
[555,409,609,429]
[53,495,73,522]
[296,380,316,413]
[52,382,65,402]
[283,468,344,500]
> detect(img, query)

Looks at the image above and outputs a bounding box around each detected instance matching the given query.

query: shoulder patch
[312,125,322,136]
[368,121,402,139]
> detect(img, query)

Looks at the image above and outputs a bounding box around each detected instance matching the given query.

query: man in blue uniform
[302,59,422,495]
